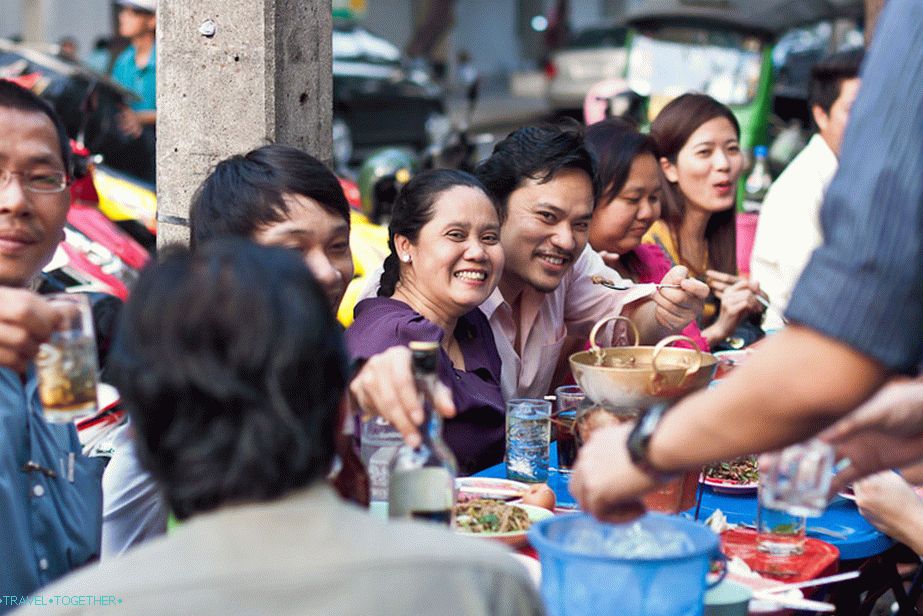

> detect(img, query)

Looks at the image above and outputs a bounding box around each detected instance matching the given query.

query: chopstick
[457,485,525,498]
[758,570,860,594]
[751,592,836,612]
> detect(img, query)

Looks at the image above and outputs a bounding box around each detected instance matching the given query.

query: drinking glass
[553,385,585,473]
[756,492,807,556]
[505,398,551,483]
[759,439,835,518]
[35,293,99,423]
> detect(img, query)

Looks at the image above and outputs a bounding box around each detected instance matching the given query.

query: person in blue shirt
[110,0,157,183]
[0,80,105,611]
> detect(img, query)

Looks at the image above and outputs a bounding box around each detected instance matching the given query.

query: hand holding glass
[35,294,99,423]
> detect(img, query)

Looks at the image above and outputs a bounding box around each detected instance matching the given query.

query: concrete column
[22,0,48,43]
[156,0,332,249]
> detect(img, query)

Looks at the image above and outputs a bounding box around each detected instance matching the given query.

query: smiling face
[589,153,662,256]
[0,107,70,288]
[660,116,743,215]
[252,193,353,310]
[395,185,503,316]
[500,168,594,296]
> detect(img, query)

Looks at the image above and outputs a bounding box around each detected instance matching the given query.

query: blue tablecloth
[474,443,893,561]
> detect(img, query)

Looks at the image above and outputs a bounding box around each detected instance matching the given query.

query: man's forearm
[627,299,674,345]
[647,325,888,472]
[138,110,156,126]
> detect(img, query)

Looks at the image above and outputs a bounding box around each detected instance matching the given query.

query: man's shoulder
[18,496,538,616]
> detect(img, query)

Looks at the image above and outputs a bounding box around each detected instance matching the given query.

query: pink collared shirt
[479,245,653,400]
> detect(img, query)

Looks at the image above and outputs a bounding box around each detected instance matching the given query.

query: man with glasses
[0,80,104,610]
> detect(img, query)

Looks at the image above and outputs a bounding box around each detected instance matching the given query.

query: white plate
[701,476,759,494]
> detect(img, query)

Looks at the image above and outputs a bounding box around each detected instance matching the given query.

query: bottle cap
[409,341,439,352]
[753,145,768,157]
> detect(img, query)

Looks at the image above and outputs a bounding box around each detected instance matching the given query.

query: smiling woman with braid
[346,169,507,475]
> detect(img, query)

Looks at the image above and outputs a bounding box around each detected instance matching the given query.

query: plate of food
[454,499,553,548]
[455,477,528,502]
[702,456,759,494]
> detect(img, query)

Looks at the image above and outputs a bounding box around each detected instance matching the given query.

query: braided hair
[378,169,496,297]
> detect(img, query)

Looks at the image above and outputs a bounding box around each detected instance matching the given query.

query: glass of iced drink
[35,293,99,423]
[505,399,551,483]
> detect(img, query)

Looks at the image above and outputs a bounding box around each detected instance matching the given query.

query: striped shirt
[786,0,923,373]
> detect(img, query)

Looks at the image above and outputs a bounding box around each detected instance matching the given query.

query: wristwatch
[626,403,676,480]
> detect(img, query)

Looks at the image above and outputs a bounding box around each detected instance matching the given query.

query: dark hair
[378,168,497,297]
[109,238,348,519]
[584,117,659,279]
[474,121,597,219]
[650,93,739,275]
[0,80,72,175]
[190,144,350,249]
[808,47,864,114]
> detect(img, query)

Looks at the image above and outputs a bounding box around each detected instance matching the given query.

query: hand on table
[0,288,63,373]
[821,380,923,490]
[348,345,456,448]
[569,422,654,523]
[651,266,709,334]
[853,471,923,554]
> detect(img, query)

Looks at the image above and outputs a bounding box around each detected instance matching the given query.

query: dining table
[474,442,911,613]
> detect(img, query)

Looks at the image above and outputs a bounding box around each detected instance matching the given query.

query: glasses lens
[27,173,68,193]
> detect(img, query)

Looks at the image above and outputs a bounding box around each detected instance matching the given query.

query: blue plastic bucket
[528,513,725,616]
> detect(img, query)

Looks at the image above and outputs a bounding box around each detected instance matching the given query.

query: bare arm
[648,326,887,471]
[572,326,888,522]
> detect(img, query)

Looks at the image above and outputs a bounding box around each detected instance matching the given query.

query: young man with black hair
[750,47,864,327]
[351,123,709,447]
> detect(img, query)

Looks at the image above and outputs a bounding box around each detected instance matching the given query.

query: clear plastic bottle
[388,341,457,525]
[743,145,773,213]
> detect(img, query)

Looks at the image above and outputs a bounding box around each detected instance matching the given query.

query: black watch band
[627,403,675,480]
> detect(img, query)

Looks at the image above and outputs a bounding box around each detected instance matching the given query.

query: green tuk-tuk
[622,0,863,155]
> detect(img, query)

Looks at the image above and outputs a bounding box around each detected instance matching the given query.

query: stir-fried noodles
[454,499,532,533]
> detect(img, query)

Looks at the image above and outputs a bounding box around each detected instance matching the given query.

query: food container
[569,316,718,411]
[529,513,725,616]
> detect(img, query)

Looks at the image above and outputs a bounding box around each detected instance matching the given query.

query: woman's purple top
[346,297,505,475]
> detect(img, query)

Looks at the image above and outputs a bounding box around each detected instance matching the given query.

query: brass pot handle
[651,335,703,386]
[588,315,640,358]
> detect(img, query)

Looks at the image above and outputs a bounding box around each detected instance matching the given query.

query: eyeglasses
[1,169,69,194]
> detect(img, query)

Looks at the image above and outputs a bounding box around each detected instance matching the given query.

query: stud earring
[401,254,411,263]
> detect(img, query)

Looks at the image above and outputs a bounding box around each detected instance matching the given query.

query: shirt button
[38,558,49,571]
[33,484,45,497]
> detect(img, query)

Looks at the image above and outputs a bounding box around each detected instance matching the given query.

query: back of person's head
[378,168,496,297]
[808,47,864,113]
[474,121,596,219]
[110,238,348,520]
[0,79,72,175]
[584,117,658,205]
[189,144,350,249]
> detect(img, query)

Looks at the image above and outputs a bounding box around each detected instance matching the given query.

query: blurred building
[360,0,630,86]
[0,0,114,61]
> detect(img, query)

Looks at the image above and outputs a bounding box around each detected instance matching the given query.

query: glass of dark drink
[553,385,586,473]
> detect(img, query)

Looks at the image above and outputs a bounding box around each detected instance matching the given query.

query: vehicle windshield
[626,27,763,106]
[567,26,627,49]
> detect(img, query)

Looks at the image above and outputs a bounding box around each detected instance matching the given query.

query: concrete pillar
[22,0,48,43]
[156,0,333,249]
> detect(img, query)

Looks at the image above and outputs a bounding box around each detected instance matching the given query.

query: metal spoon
[590,275,681,291]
